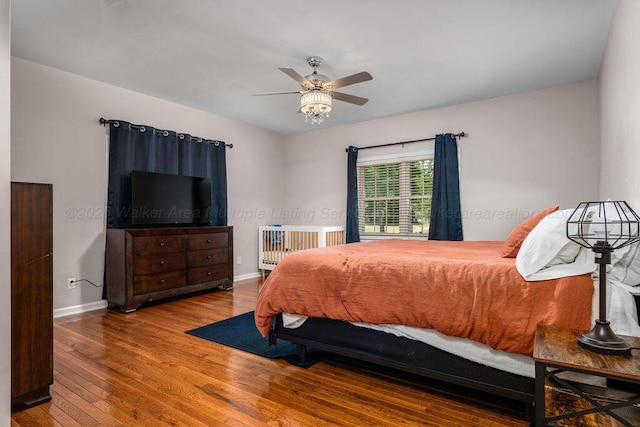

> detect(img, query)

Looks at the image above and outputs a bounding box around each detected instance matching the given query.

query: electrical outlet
[67,278,77,289]
[236,256,242,265]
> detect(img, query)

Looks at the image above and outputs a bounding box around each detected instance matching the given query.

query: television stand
[106,226,233,312]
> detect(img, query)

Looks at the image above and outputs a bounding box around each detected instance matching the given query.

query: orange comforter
[254,240,594,355]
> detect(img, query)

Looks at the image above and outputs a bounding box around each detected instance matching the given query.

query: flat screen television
[130,171,212,225]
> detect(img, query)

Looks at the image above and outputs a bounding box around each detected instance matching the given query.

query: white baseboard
[234,271,262,282]
[53,300,109,319]
[54,274,260,318]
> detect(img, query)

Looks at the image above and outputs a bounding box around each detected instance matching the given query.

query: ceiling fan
[253,56,373,124]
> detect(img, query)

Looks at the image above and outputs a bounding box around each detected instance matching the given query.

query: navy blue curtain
[106,120,227,228]
[346,146,360,243]
[428,133,463,241]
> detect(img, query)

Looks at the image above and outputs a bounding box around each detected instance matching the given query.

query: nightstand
[533,325,640,426]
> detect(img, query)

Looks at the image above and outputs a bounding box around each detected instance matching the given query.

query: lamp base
[577,320,632,356]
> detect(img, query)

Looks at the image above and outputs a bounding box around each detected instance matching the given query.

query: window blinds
[358,158,434,236]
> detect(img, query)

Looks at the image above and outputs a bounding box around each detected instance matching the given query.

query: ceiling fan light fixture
[300,91,332,124]
[255,56,371,125]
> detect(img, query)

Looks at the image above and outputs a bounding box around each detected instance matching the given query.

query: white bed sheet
[281,277,640,379]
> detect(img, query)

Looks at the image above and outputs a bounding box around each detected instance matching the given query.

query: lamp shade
[566,201,640,250]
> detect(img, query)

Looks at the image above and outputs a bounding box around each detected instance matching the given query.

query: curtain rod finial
[99,117,107,125]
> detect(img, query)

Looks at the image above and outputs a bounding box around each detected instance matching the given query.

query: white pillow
[545,241,581,267]
[516,209,594,281]
[609,242,640,286]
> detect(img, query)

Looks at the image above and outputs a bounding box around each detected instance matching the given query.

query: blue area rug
[186,311,325,364]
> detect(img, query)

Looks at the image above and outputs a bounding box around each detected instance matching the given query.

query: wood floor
[11,277,529,426]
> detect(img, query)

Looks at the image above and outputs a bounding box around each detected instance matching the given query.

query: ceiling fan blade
[324,71,372,90]
[331,91,369,106]
[252,91,302,96]
[278,67,313,88]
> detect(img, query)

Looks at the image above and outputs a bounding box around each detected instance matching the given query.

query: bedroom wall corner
[599,0,640,208]
[0,0,10,423]
[11,57,286,313]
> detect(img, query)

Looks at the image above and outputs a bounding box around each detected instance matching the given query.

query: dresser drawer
[187,265,230,285]
[133,235,186,256]
[187,248,228,268]
[188,233,228,251]
[134,253,186,275]
[133,270,186,295]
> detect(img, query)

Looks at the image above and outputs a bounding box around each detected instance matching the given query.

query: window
[358,156,434,237]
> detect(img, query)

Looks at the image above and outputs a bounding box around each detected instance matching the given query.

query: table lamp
[566,201,640,355]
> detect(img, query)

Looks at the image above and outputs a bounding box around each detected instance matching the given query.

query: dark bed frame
[269,314,537,420]
[268,296,640,423]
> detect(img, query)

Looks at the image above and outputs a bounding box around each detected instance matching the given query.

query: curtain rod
[344,132,466,152]
[99,118,233,149]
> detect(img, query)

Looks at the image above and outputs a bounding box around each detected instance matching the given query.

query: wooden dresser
[11,182,53,408]
[106,226,233,312]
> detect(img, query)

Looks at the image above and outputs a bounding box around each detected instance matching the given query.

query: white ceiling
[11,0,618,135]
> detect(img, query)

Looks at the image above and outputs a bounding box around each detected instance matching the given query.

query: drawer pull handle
[206,239,212,243]
[207,271,212,276]
[159,261,165,265]
[160,279,165,284]
[160,242,165,247]
[206,255,212,259]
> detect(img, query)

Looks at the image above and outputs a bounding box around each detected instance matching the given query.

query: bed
[254,209,640,421]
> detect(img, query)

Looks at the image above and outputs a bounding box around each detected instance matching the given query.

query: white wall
[0,0,10,423]
[11,57,285,311]
[599,0,640,208]
[284,81,600,240]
